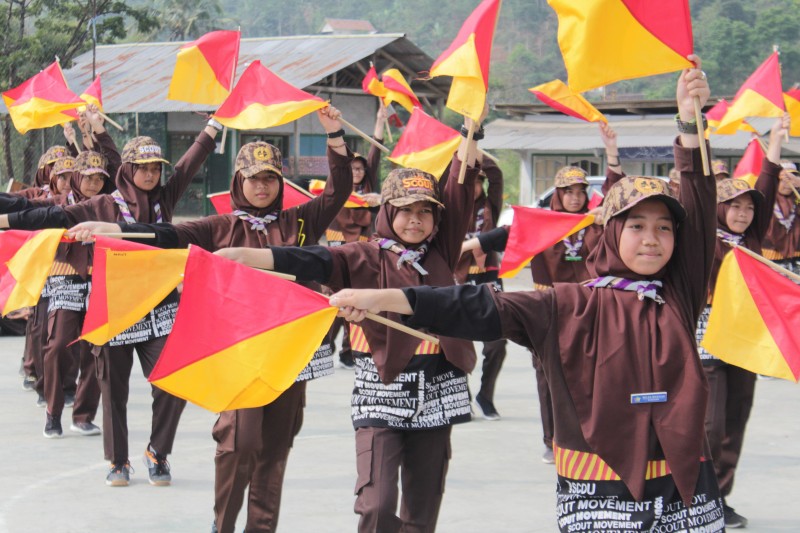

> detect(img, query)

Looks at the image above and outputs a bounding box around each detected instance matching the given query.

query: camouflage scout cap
[717,178,764,206]
[711,160,729,176]
[52,156,77,175]
[121,136,169,165]
[37,145,68,169]
[75,150,109,177]
[554,166,589,188]
[381,168,444,208]
[780,160,800,175]
[235,142,283,178]
[601,176,686,226]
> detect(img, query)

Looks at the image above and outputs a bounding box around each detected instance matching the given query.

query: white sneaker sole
[70,423,101,436]
[43,429,63,439]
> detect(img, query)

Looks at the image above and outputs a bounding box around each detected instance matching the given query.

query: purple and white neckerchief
[66,191,76,205]
[112,190,162,224]
[233,209,278,235]
[584,276,665,304]
[465,207,485,240]
[773,202,796,232]
[563,228,586,262]
[378,238,429,275]
[716,228,743,246]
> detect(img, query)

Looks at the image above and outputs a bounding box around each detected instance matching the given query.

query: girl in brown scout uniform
[332,61,728,533]
[215,114,485,532]
[696,114,788,528]
[14,145,68,200]
[324,106,386,369]
[761,159,800,272]
[70,106,352,533]
[0,119,219,486]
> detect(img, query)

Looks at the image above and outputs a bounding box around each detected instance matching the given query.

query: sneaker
[106,462,133,487]
[64,393,75,408]
[724,503,748,528]
[22,375,36,391]
[475,393,501,421]
[541,447,555,464]
[43,413,63,439]
[36,393,46,408]
[143,446,172,486]
[70,421,101,436]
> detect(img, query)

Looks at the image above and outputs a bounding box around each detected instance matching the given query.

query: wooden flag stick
[384,121,393,143]
[69,139,82,154]
[97,233,156,239]
[365,311,440,344]
[254,267,296,281]
[220,127,228,155]
[339,117,390,153]
[479,149,499,163]
[98,111,124,131]
[693,96,711,176]
[733,244,800,284]
[457,122,476,184]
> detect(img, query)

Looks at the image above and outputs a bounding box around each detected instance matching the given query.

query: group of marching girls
[1,54,795,533]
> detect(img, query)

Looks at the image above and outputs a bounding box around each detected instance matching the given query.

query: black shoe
[106,462,133,487]
[143,445,172,486]
[43,413,63,439]
[724,503,748,528]
[475,393,501,421]
[36,392,46,408]
[22,375,36,391]
[64,393,75,408]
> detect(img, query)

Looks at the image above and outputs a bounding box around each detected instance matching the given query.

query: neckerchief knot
[774,202,796,232]
[378,238,429,275]
[233,209,278,234]
[716,228,743,246]
[585,276,665,304]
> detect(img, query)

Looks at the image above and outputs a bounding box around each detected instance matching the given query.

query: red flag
[499,207,595,278]
[63,75,104,119]
[213,61,327,130]
[732,137,765,187]
[429,0,501,120]
[381,68,421,112]
[149,246,337,411]
[2,62,84,134]
[308,180,368,208]
[717,53,785,134]
[388,108,461,178]
[784,89,800,138]
[362,65,387,97]
[529,79,607,123]
[208,180,314,215]
[168,30,240,105]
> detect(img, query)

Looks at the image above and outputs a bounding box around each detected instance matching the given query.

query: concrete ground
[1,273,798,532]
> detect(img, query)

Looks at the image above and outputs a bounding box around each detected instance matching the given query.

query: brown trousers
[532,354,554,449]
[43,309,100,422]
[98,336,187,463]
[703,364,756,497]
[212,381,306,533]
[354,426,452,533]
[23,298,48,384]
[477,339,506,402]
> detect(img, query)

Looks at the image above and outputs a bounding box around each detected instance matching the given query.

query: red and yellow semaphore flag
[168,30,240,105]
[705,99,757,137]
[702,248,800,382]
[381,69,421,113]
[499,207,594,278]
[2,62,85,134]
[388,108,461,178]
[429,0,501,120]
[63,75,104,119]
[207,180,314,215]
[716,52,785,135]
[0,229,66,315]
[548,0,694,93]
[732,138,765,187]
[149,246,337,411]
[213,61,327,130]
[784,89,800,138]
[529,80,607,123]
[80,239,189,345]
[308,180,368,208]
[362,65,387,98]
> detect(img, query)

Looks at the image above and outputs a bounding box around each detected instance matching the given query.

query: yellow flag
[3,229,66,315]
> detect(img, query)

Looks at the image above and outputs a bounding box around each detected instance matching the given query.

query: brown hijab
[114,163,171,223]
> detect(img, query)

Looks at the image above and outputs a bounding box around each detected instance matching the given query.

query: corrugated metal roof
[483,116,800,155]
[2,33,446,114]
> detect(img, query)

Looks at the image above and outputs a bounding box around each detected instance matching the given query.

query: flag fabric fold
[207,180,313,215]
[362,65,387,98]
[429,0,501,120]
[148,246,338,412]
[499,207,595,278]
[2,62,85,134]
[529,79,607,123]
[308,180,367,208]
[547,0,693,93]
[387,109,461,178]
[213,61,327,130]
[1,229,66,315]
[732,137,765,187]
[63,75,104,119]
[168,30,240,105]
[381,68,421,112]
[705,99,756,137]
[784,89,800,138]
[80,239,188,346]
[716,52,785,135]
[702,248,800,382]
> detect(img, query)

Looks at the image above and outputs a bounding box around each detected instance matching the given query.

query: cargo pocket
[354,428,374,495]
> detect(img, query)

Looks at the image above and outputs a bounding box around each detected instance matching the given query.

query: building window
[169,133,207,218]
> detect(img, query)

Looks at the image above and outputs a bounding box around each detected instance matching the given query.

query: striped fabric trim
[533,282,553,291]
[554,444,677,481]
[761,248,800,261]
[48,261,91,276]
[468,265,486,274]
[349,323,440,355]
[325,229,345,243]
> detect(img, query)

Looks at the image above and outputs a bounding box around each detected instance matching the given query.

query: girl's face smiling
[725,195,755,234]
[618,199,675,276]
[392,201,435,245]
[561,184,588,213]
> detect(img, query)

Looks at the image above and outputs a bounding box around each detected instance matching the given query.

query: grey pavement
[1,273,798,532]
